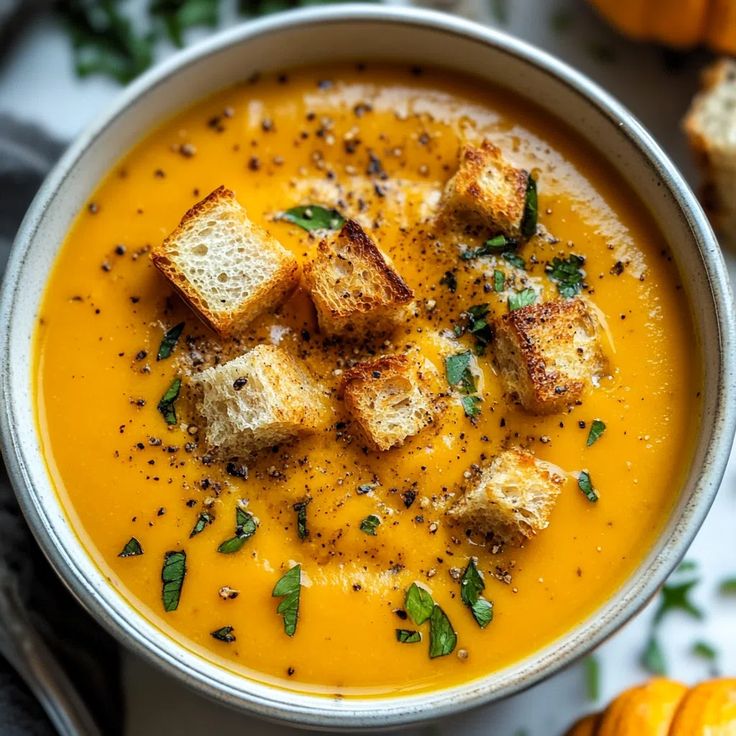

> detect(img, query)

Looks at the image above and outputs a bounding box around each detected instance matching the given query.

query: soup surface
[36,64,698,697]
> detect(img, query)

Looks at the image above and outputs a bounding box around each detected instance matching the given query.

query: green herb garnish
[210,625,236,643]
[502,251,526,270]
[586,419,606,447]
[293,500,309,540]
[692,641,718,664]
[281,205,344,232]
[440,270,458,293]
[585,655,600,701]
[445,352,482,418]
[653,579,703,624]
[157,377,181,425]
[217,507,258,554]
[641,634,667,675]
[150,0,219,48]
[460,559,493,628]
[578,471,598,502]
[520,176,538,239]
[428,605,457,658]
[508,288,537,311]
[189,512,213,538]
[493,269,505,292]
[396,629,422,644]
[273,565,301,637]
[463,303,493,353]
[460,395,482,419]
[360,514,381,536]
[157,321,185,361]
[461,234,517,261]
[161,550,186,612]
[405,583,434,626]
[546,254,585,298]
[118,537,143,557]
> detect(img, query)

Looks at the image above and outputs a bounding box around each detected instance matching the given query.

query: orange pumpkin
[588,0,736,53]
[669,678,736,734]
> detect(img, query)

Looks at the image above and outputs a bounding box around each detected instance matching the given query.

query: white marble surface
[1,2,736,734]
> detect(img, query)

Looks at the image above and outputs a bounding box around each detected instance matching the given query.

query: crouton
[443,140,532,238]
[684,58,736,244]
[191,345,329,458]
[492,298,608,414]
[341,353,441,451]
[448,448,564,546]
[302,219,414,337]
[152,186,299,337]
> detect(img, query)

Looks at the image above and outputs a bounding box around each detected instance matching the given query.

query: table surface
[1,1,735,734]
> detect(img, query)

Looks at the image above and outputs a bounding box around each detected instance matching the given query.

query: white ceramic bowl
[1,5,735,730]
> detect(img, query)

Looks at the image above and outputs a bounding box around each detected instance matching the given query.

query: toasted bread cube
[684,58,736,243]
[443,140,530,237]
[492,298,608,414]
[302,219,414,337]
[448,448,564,546]
[191,345,329,457]
[342,353,441,451]
[152,186,299,337]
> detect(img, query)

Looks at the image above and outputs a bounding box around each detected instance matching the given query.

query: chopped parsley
[396,629,422,644]
[653,579,703,624]
[520,176,538,239]
[577,471,598,502]
[360,514,381,536]
[189,512,213,538]
[460,559,493,628]
[217,507,258,554]
[405,583,434,626]
[293,500,309,540]
[428,605,457,658]
[161,550,186,612]
[493,269,505,292]
[461,234,517,260]
[445,352,482,419]
[586,419,606,446]
[157,321,184,360]
[584,655,600,701]
[281,205,345,232]
[157,377,181,425]
[273,565,301,637]
[641,634,667,675]
[118,537,143,557]
[546,254,585,298]
[508,288,536,311]
[460,395,482,419]
[440,270,458,293]
[210,625,236,643]
[463,303,493,353]
[502,251,526,270]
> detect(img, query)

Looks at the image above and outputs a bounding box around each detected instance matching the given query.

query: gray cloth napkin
[0,115,123,735]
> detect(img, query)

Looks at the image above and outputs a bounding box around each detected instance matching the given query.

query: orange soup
[35,64,698,697]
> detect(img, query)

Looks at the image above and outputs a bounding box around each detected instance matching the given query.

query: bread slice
[448,448,564,546]
[684,58,736,244]
[191,344,330,458]
[341,353,441,451]
[442,140,531,238]
[302,219,414,337]
[492,298,608,415]
[152,186,299,337]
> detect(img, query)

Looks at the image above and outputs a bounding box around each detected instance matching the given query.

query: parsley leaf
[428,605,457,658]
[578,471,598,502]
[189,512,213,538]
[217,507,258,554]
[461,394,482,419]
[520,176,538,239]
[405,583,434,626]
[273,565,301,637]
[585,655,600,701]
[210,625,236,643]
[360,514,381,536]
[461,234,517,261]
[281,205,344,232]
[150,0,219,48]
[503,251,526,270]
[464,304,493,353]
[493,269,505,292]
[396,629,422,644]
[293,500,309,540]
[641,634,667,675]
[508,288,537,311]
[157,321,184,361]
[161,550,186,612]
[157,377,181,425]
[546,254,585,298]
[440,270,458,293]
[586,419,606,446]
[445,351,473,388]
[653,579,703,624]
[118,537,143,557]
[460,559,493,628]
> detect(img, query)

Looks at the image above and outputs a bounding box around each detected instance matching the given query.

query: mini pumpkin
[588,0,736,53]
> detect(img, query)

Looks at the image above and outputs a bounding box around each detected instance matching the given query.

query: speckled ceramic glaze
[1,5,734,730]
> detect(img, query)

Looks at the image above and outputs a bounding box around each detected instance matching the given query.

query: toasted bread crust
[492,298,607,414]
[151,186,299,337]
[303,219,414,337]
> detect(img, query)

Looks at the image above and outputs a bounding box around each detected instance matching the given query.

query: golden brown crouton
[191,345,329,458]
[152,186,299,337]
[302,219,414,337]
[492,298,608,414]
[684,58,736,244]
[448,448,564,546]
[341,353,442,451]
[443,140,531,238]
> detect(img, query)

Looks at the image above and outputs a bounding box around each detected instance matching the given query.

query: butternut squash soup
[35,64,698,697]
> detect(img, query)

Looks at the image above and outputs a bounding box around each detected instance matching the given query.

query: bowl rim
[2,3,735,730]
